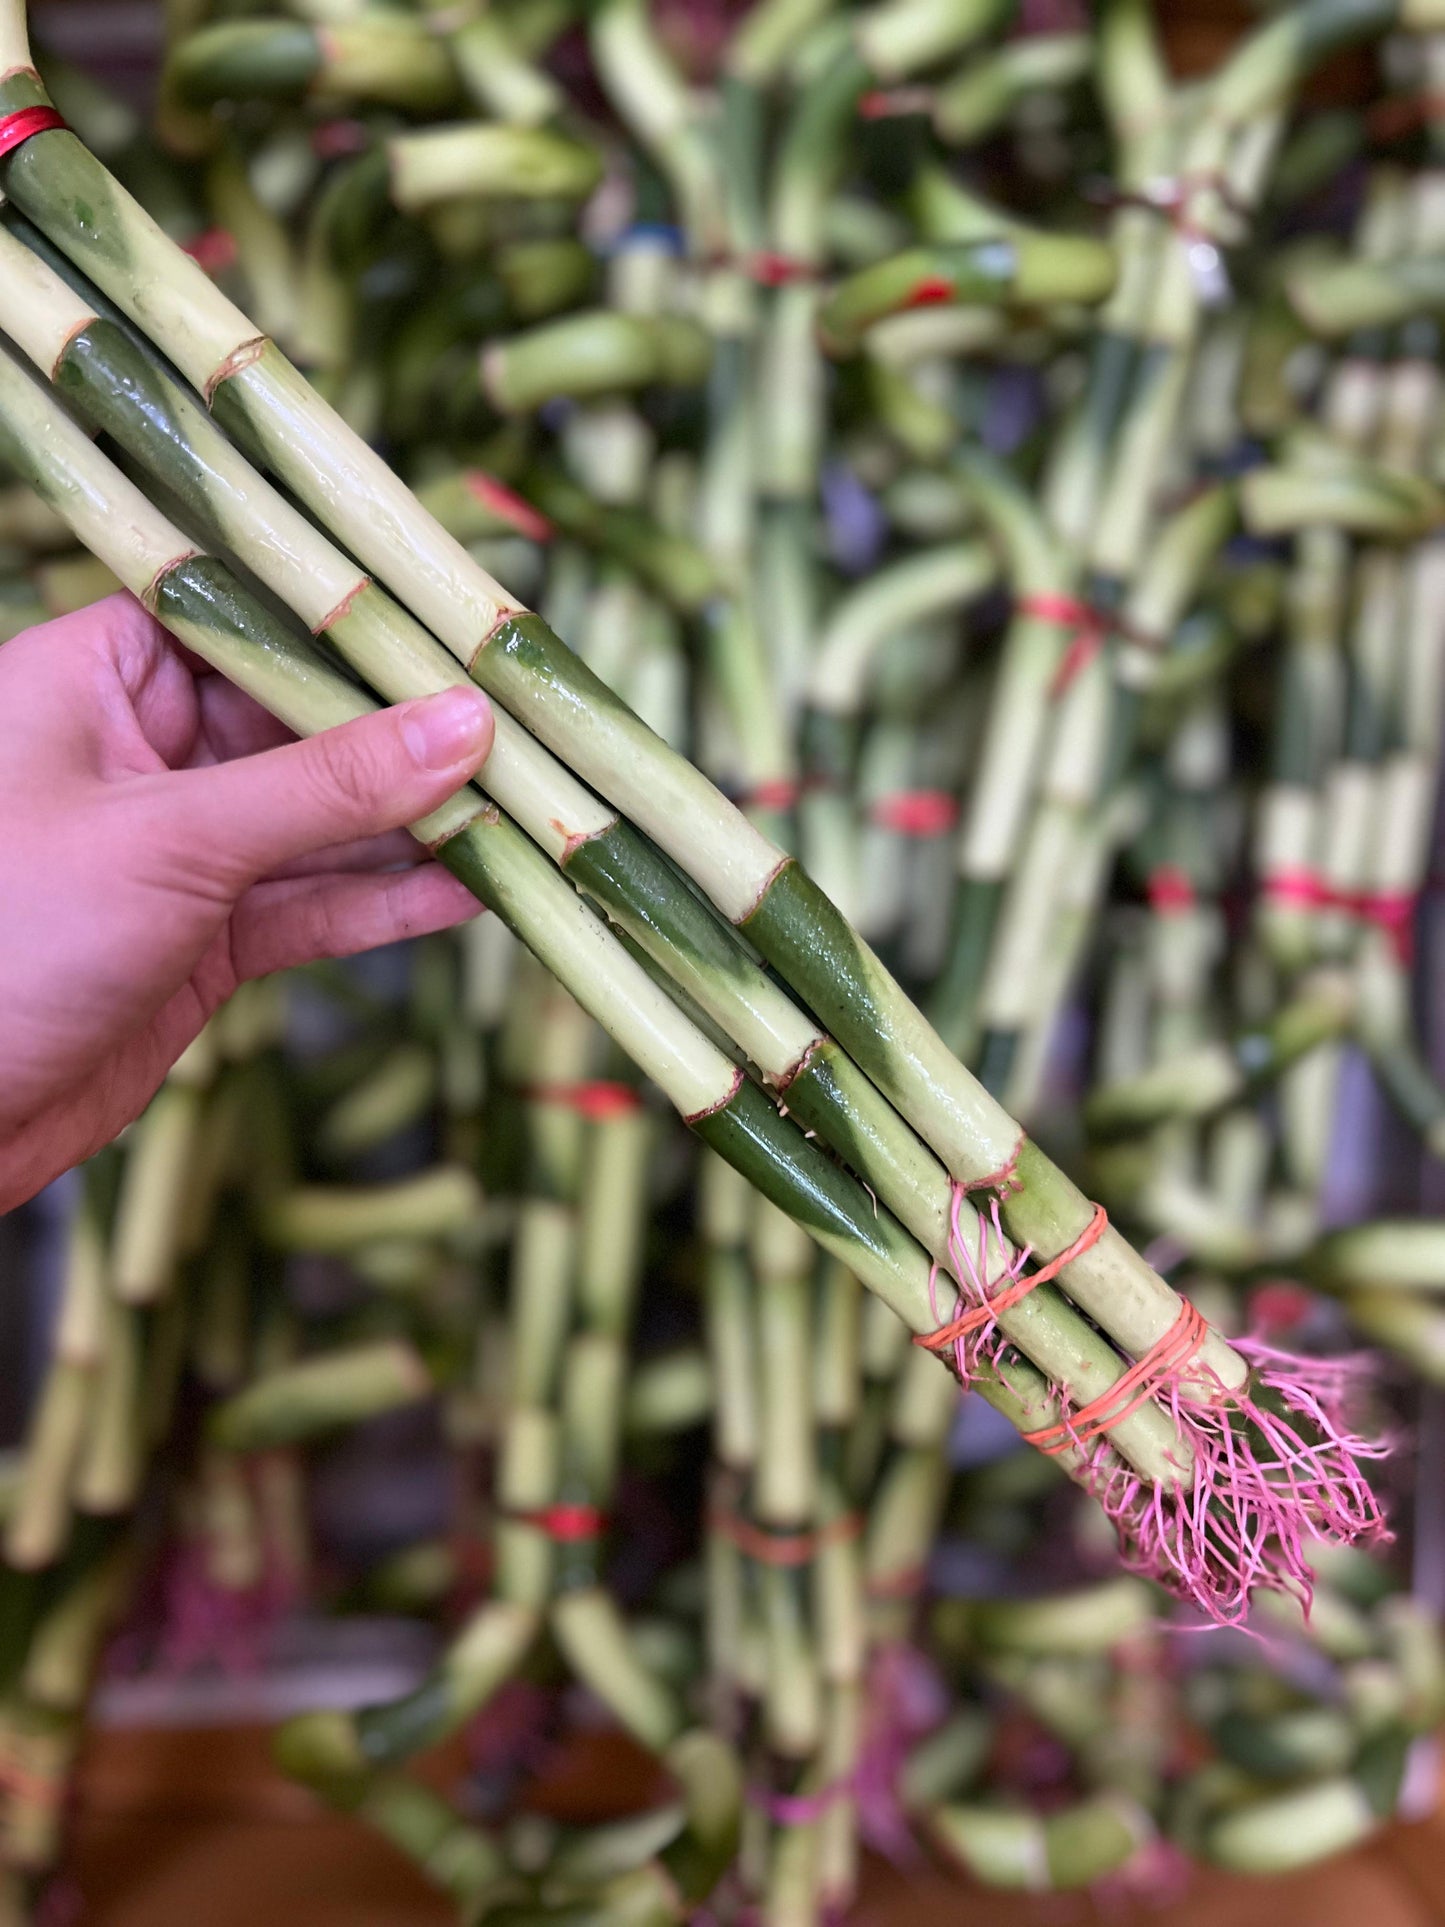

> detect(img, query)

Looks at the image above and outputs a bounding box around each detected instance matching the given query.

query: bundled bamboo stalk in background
[4,0,1445,1919]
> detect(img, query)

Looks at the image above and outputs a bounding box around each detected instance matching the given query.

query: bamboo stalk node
[918,1197,1105,1361]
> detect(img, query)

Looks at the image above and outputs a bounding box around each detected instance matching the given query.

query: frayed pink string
[1077,1338,1389,1628]
[922,1181,1390,1627]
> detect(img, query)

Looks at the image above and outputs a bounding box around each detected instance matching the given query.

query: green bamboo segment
[817,233,1117,357]
[1307,1220,1445,1292]
[932,32,1090,145]
[208,1341,434,1451]
[262,1170,486,1253]
[928,1794,1152,1891]
[1084,973,1357,1138]
[482,312,713,415]
[1286,250,1445,335]
[386,125,603,215]
[853,0,1014,82]
[164,15,458,110]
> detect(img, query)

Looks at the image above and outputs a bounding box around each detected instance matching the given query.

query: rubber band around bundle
[711,1507,863,1567]
[869,789,959,836]
[518,1080,642,1120]
[461,470,556,543]
[1016,592,1109,697]
[1262,867,1418,964]
[0,106,67,161]
[508,1502,608,1541]
[1023,1299,1210,1456]
[182,227,239,276]
[1147,865,1196,915]
[917,1201,1108,1356]
[735,777,809,812]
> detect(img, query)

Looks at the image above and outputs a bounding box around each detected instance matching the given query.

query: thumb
[159,686,495,887]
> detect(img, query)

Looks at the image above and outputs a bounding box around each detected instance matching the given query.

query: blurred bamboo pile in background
[4,0,1445,1920]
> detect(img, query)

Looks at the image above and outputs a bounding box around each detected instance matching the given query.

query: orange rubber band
[1023,1298,1209,1456]
[712,1509,863,1568]
[916,1202,1109,1355]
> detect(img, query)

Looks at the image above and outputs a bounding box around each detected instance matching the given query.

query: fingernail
[400,687,493,770]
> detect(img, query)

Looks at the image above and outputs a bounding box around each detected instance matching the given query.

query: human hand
[0,593,496,1213]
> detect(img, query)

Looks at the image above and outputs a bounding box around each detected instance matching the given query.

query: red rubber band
[917,1202,1108,1355]
[869,789,958,836]
[712,1509,863,1568]
[746,250,816,287]
[182,228,238,276]
[510,1502,608,1541]
[1023,1298,1209,1456]
[462,471,555,543]
[1148,865,1196,914]
[1017,592,1110,697]
[0,106,67,161]
[1263,870,1417,963]
[739,778,805,812]
[520,1081,642,1120]
[902,275,956,310]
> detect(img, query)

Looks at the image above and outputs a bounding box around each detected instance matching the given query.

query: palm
[0,597,488,1212]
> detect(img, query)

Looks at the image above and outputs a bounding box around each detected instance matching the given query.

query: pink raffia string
[917,1172,1390,1627]
[1071,1336,1390,1628]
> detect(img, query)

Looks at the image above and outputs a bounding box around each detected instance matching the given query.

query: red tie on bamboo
[0,107,67,160]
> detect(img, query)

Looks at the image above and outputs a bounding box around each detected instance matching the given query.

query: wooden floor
[58,1724,1445,1925]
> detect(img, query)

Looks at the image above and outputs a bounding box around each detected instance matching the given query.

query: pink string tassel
[925,1184,1390,1628]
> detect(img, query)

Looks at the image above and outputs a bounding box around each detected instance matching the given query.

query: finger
[0,592,198,779]
[268,828,425,879]
[188,671,297,767]
[149,686,495,890]
[228,863,484,982]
